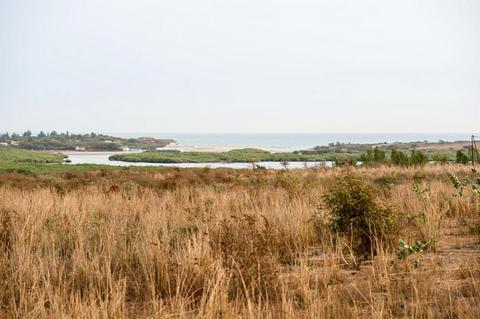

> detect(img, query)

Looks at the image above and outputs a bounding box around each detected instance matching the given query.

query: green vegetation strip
[109,148,335,163]
[109,147,461,164]
[0,148,65,164]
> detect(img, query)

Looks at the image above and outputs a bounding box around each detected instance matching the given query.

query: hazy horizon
[1,0,479,133]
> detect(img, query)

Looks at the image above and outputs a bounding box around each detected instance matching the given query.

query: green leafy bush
[373,147,387,163]
[322,174,398,257]
[360,147,386,166]
[447,172,464,196]
[360,149,373,165]
[432,154,449,164]
[397,240,427,260]
[410,150,427,166]
[391,148,410,166]
[456,150,469,164]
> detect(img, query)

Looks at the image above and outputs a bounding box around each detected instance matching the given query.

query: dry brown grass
[0,164,479,318]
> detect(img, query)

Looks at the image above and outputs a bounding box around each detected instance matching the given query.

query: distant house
[75,146,86,151]
[9,141,18,146]
[0,142,8,147]
[138,137,156,143]
[104,140,113,143]
[121,147,130,152]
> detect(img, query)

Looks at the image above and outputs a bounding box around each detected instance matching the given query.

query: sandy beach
[162,142,299,153]
[162,145,239,153]
[60,150,142,156]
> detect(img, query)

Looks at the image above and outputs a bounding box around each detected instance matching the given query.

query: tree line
[357,146,472,167]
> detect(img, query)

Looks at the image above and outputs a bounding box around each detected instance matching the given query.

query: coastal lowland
[110,140,472,165]
[1,131,476,166]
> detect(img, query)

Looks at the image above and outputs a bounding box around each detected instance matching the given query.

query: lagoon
[65,152,332,169]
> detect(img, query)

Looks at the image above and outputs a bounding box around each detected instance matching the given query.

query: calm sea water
[112,133,470,151]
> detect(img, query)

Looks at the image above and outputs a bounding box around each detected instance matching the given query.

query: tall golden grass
[0,165,479,318]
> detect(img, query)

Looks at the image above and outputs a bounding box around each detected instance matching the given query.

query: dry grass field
[0,165,479,318]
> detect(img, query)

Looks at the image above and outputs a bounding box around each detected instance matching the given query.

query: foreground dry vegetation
[0,165,479,318]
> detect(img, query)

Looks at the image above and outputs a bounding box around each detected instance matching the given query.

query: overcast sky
[1,0,479,133]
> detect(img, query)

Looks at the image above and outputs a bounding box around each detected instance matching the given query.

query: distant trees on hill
[0,131,174,151]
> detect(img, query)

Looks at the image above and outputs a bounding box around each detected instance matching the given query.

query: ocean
[112,133,471,152]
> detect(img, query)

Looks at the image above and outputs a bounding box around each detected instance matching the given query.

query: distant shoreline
[60,150,142,156]
[60,139,471,156]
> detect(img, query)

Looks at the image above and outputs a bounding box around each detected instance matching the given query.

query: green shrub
[323,174,398,257]
[332,156,356,167]
[410,150,427,166]
[389,149,427,166]
[432,154,449,164]
[360,147,386,166]
[360,150,373,165]
[397,239,427,260]
[447,172,464,196]
[373,147,386,163]
[456,150,469,164]
[391,148,410,166]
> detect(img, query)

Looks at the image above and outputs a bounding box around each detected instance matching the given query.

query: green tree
[456,150,469,164]
[391,148,409,166]
[373,147,386,163]
[410,150,427,166]
[360,149,373,165]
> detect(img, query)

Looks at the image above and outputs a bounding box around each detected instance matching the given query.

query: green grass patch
[109,148,334,163]
[0,148,65,163]
[109,148,461,164]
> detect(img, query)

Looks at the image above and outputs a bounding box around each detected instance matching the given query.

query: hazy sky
[1,0,479,133]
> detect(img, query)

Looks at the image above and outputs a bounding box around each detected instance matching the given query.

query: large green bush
[410,150,427,166]
[322,174,398,257]
[456,150,469,164]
